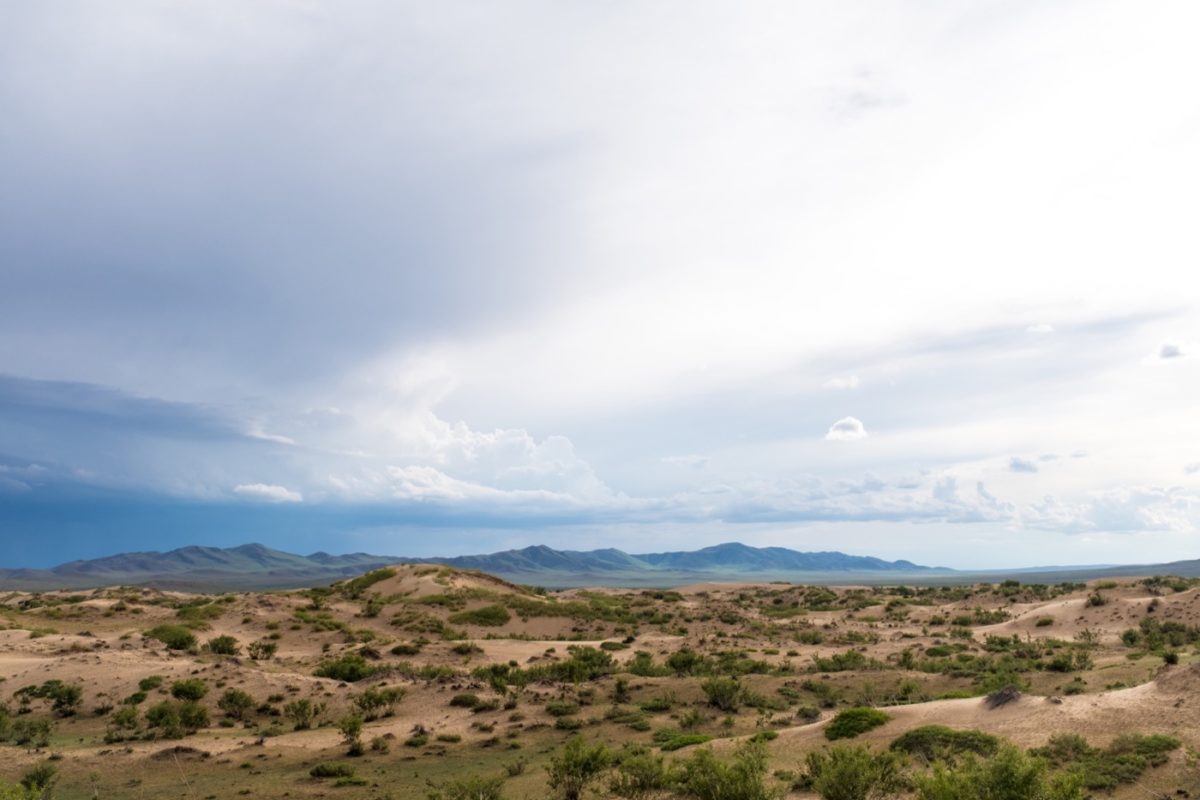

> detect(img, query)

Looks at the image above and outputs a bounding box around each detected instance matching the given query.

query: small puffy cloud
[1186,462,1200,475]
[1159,342,1185,359]
[234,483,303,503]
[821,375,860,390]
[1026,323,1055,334]
[1008,456,1039,473]
[825,416,867,441]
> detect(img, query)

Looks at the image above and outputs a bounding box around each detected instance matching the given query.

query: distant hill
[0,543,396,591]
[1,541,1196,591]
[401,541,941,578]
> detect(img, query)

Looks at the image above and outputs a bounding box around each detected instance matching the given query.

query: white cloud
[822,375,860,390]
[661,455,710,469]
[1009,456,1039,473]
[1026,323,1055,334]
[1160,342,1185,359]
[825,417,868,441]
[1021,486,1198,534]
[234,483,303,503]
[1186,462,1200,475]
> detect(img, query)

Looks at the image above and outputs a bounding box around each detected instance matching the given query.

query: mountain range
[0,541,1196,591]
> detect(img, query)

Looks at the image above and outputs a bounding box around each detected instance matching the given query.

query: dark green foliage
[609,748,670,799]
[337,568,397,599]
[659,734,713,752]
[448,605,512,627]
[20,761,58,795]
[673,740,781,800]
[1031,732,1181,791]
[145,625,197,650]
[805,744,907,800]
[825,708,891,741]
[170,679,208,702]
[914,745,1084,800]
[547,736,612,800]
[314,653,375,682]
[890,725,1000,762]
[309,762,356,778]
[15,680,83,717]
[450,693,482,708]
[206,635,240,655]
[701,677,743,712]
[138,676,163,692]
[283,698,323,730]
[217,689,255,720]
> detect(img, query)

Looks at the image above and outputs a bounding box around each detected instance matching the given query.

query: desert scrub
[144,624,197,650]
[448,605,512,627]
[824,707,891,741]
[314,653,375,682]
[889,725,1000,762]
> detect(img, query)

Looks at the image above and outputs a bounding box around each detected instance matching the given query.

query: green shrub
[138,675,163,692]
[890,725,1000,762]
[309,762,356,778]
[824,708,891,741]
[547,736,612,800]
[673,740,780,800]
[145,625,197,650]
[701,677,743,712]
[659,734,713,751]
[449,605,512,627]
[217,689,255,720]
[170,679,209,702]
[914,745,1084,800]
[427,775,506,800]
[206,635,240,655]
[806,744,906,800]
[314,653,375,682]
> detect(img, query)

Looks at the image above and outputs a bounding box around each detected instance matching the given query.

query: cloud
[1159,342,1185,359]
[825,417,868,441]
[821,375,860,390]
[1008,456,1039,473]
[1186,462,1200,475]
[1021,487,1198,534]
[661,455,709,469]
[234,483,303,503]
[1026,323,1055,334]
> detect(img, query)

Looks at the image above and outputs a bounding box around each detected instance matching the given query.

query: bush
[450,693,482,709]
[315,653,375,682]
[824,708,891,741]
[146,625,197,650]
[660,734,713,752]
[206,635,240,655]
[806,744,906,800]
[218,689,255,720]
[170,679,209,702]
[248,640,277,660]
[283,699,323,730]
[138,676,163,692]
[889,725,1000,762]
[309,762,356,778]
[609,749,670,799]
[547,736,613,800]
[673,740,781,800]
[427,775,507,800]
[701,677,743,712]
[914,745,1085,800]
[448,605,512,627]
[19,762,58,796]
[1030,732,1181,791]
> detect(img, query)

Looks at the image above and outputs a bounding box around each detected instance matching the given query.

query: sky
[2,1,1199,569]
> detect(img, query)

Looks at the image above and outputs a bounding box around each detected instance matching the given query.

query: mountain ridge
[0,542,1196,591]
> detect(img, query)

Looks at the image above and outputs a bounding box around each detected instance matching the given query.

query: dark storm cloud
[0,1,589,391]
